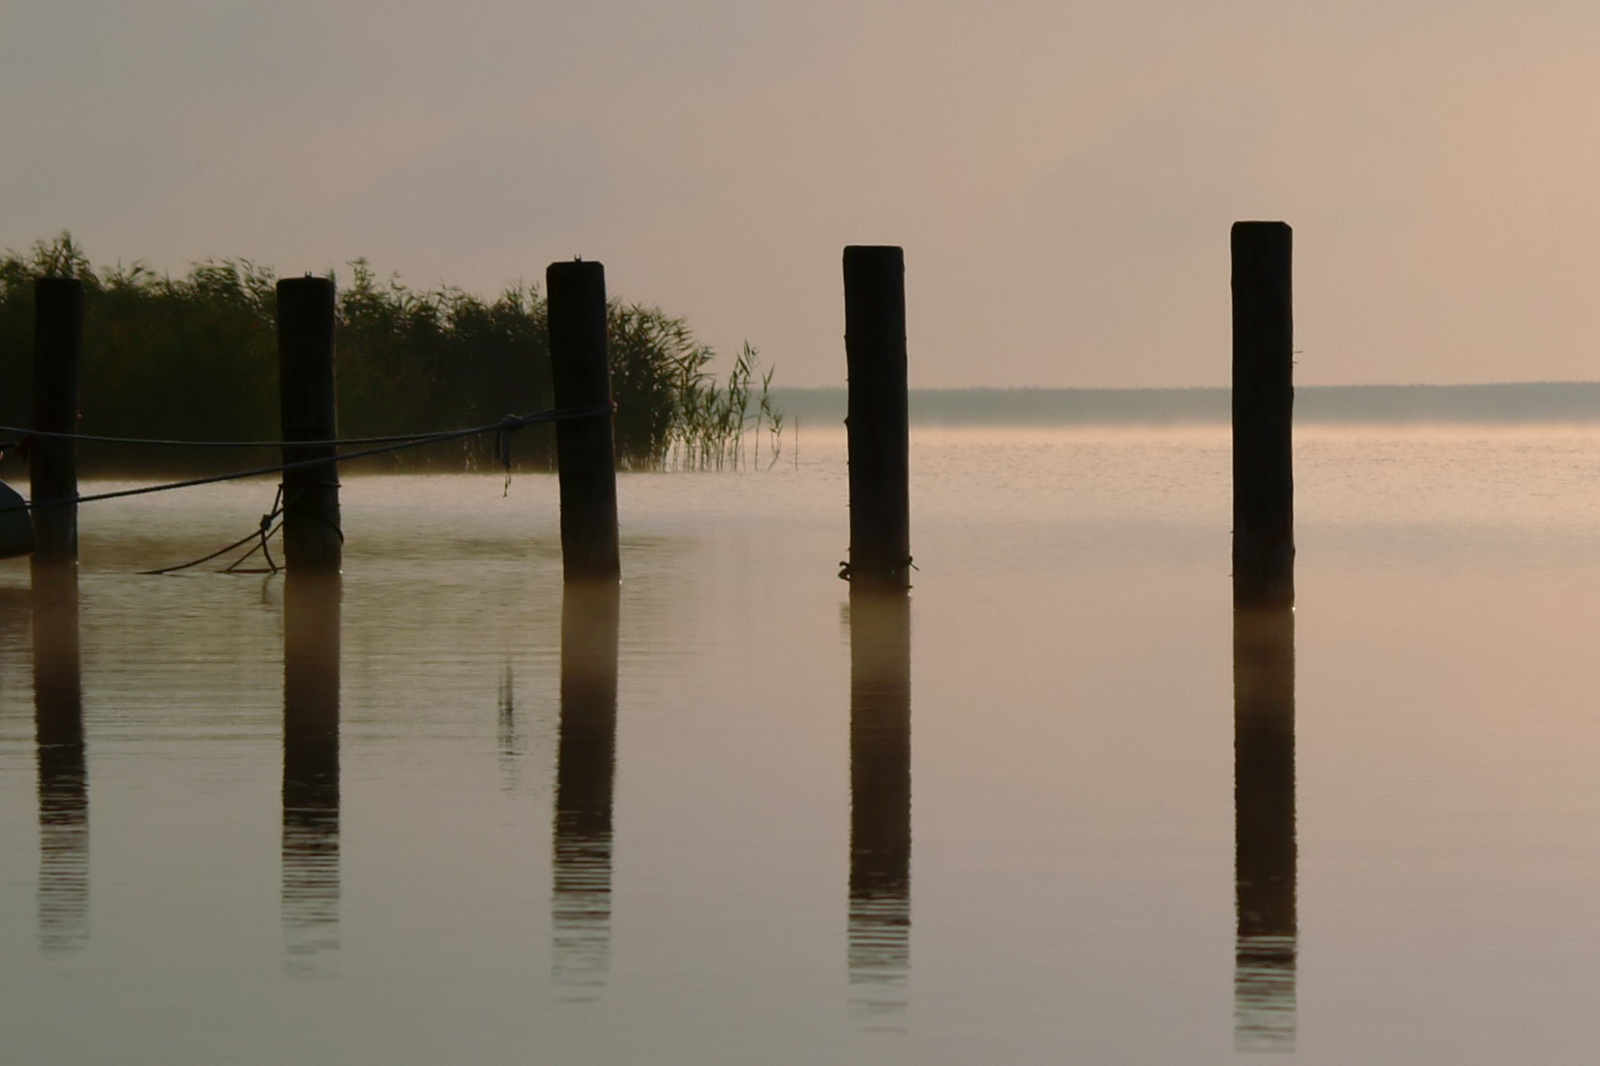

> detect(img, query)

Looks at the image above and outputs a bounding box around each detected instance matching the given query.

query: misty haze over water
[10,426,1600,1062]
[773,383,1600,427]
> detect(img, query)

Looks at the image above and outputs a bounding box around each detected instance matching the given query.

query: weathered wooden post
[276,277,341,574]
[1232,222,1295,610]
[546,261,620,584]
[31,278,83,566]
[843,246,910,592]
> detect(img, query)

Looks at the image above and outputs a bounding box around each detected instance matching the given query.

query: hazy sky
[5,1,1599,387]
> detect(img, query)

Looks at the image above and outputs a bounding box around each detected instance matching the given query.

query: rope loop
[1,404,612,514]
[495,415,519,497]
[16,402,618,574]
[0,403,607,453]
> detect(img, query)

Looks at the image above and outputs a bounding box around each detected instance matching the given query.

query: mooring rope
[0,404,609,451]
[141,486,287,576]
[224,513,283,574]
[0,404,612,514]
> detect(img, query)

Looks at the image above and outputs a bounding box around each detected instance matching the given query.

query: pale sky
[5,0,1599,387]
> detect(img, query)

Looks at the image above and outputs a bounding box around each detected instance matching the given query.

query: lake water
[4,424,1600,1064]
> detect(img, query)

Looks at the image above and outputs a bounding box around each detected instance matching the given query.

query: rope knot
[495,414,519,497]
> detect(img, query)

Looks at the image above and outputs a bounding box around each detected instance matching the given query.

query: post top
[277,275,334,294]
[1231,222,1293,257]
[34,275,84,292]
[547,259,605,281]
[843,245,904,261]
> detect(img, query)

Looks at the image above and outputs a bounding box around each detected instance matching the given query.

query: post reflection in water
[33,563,86,954]
[282,573,341,970]
[1233,606,1298,1052]
[498,660,518,763]
[552,581,620,1000]
[847,588,912,1026]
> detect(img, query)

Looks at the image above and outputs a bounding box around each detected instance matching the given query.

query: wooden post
[546,261,620,584]
[1232,222,1294,610]
[276,277,341,574]
[31,278,83,566]
[843,246,910,591]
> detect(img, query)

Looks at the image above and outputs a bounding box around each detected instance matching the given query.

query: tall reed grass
[0,234,781,475]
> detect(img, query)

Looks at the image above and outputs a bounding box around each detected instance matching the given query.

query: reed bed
[0,234,781,475]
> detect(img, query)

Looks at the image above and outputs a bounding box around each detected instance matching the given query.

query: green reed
[661,341,784,472]
[0,233,782,475]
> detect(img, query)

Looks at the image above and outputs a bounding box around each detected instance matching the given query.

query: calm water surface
[4,426,1600,1064]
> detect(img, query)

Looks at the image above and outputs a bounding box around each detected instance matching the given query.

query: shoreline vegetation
[0,234,784,477]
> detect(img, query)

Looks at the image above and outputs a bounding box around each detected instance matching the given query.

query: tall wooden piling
[31,278,83,566]
[843,246,910,592]
[277,277,341,574]
[1232,222,1294,610]
[547,261,620,584]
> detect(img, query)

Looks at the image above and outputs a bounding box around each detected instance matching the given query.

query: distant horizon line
[771,381,1600,392]
[765,382,1600,425]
